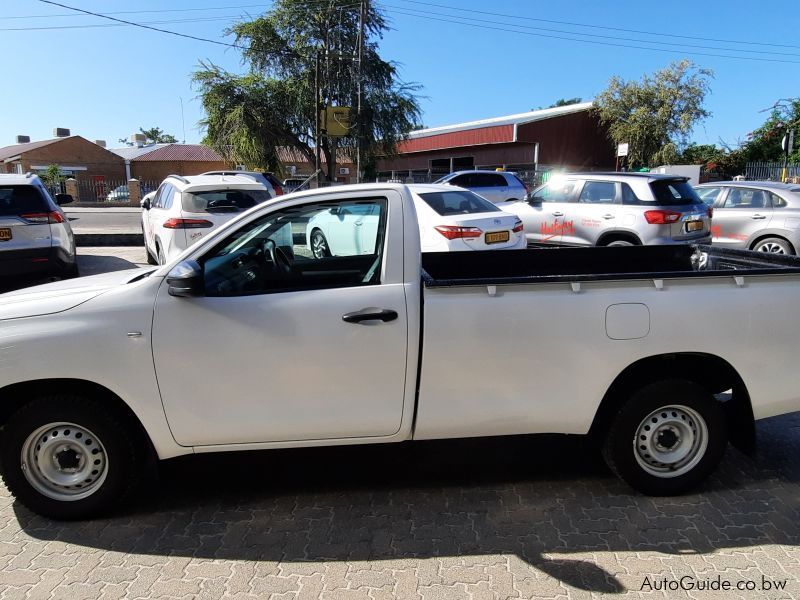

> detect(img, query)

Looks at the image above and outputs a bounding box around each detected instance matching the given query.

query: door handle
[751,214,767,219]
[342,308,398,324]
[551,211,564,217]
[602,214,615,219]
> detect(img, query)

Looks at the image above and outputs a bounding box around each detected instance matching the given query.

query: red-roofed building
[377,103,615,183]
[109,143,232,183]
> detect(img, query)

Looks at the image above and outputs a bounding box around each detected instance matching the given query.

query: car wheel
[752,237,793,255]
[146,246,158,265]
[602,379,728,496]
[61,262,80,279]
[157,244,166,266]
[0,394,143,520]
[604,240,635,247]
[310,229,331,259]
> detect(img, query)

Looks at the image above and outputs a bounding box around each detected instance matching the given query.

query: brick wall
[17,136,126,182]
[130,160,231,183]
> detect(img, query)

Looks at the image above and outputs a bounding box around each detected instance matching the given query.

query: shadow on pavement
[76,254,140,277]
[14,413,800,594]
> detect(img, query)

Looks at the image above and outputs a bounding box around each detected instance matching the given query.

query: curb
[75,233,143,247]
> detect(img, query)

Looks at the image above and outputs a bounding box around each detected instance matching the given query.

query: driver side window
[201,197,387,297]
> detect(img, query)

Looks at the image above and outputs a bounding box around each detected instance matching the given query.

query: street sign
[322,106,351,137]
[617,143,629,157]
[782,129,795,154]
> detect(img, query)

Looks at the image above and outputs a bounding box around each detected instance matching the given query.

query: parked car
[0,173,77,279]
[500,173,712,247]
[434,170,528,203]
[306,185,525,257]
[201,171,283,197]
[694,181,800,254]
[2,182,800,519]
[106,185,129,202]
[141,174,272,265]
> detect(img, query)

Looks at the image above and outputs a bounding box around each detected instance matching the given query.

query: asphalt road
[64,207,142,233]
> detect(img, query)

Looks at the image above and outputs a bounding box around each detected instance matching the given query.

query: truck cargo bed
[421,245,800,287]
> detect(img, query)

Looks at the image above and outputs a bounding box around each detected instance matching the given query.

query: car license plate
[686,220,704,232]
[485,231,510,244]
[0,228,11,242]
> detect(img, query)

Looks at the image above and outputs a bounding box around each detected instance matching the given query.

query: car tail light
[512,219,524,233]
[273,185,284,196]
[644,210,682,225]
[20,211,64,224]
[163,218,213,229]
[434,225,483,240]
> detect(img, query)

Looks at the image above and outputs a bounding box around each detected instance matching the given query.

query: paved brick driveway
[0,413,798,599]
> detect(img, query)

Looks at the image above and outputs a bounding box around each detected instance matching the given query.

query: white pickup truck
[2,183,800,519]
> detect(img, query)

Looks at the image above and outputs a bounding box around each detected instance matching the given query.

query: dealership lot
[0,409,797,598]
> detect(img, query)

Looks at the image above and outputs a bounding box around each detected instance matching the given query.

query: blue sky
[1,0,797,149]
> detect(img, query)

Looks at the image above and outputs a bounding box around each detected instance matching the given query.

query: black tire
[146,246,158,265]
[751,237,794,255]
[157,243,166,266]
[61,262,80,279]
[0,395,142,520]
[310,229,331,259]
[602,379,728,496]
[603,238,638,247]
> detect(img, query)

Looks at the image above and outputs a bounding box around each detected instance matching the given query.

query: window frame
[577,180,619,205]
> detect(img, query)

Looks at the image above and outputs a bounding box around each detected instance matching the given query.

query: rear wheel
[61,262,80,279]
[146,246,158,265]
[602,379,728,495]
[310,229,331,259]
[157,244,166,266]
[752,237,793,255]
[0,395,142,520]
[603,239,637,247]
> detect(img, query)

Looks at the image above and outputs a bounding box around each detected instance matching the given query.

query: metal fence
[745,161,800,182]
[72,179,160,203]
[374,167,553,189]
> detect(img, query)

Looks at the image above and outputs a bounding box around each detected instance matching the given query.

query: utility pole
[314,49,321,187]
[356,0,366,183]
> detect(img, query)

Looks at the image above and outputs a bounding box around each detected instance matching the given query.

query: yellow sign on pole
[321,106,351,137]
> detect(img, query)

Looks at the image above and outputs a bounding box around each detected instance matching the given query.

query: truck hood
[0,268,155,321]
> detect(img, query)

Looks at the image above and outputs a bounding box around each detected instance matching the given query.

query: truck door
[152,191,409,447]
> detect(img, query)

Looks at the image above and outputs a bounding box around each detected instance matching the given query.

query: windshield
[649,180,702,206]
[183,189,271,213]
[0,185,47,216]
[418,190,500,215]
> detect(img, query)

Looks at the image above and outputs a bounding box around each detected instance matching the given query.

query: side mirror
[167,260,204,297]
[54,193,73,206]
[528,195,543,206]
[141,198,151,210]
[329,206,340,215]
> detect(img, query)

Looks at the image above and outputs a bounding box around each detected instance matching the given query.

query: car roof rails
[25,172,34,178]
[166,174,190,184]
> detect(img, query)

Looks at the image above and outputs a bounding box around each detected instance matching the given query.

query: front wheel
[602,379,728,495]
[0,395,142,520]
[310,229,331,259]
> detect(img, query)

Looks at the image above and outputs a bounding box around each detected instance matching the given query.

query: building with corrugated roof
[376,102,614,183]
[0,136,125,182]
[108,143,231,183]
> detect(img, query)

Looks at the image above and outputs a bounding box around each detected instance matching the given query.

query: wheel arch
[588,352,755,454]
[0,378,158,464]
[748,233,795,254]
[597,230,642,246]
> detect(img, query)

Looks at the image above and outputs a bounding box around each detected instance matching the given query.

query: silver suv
[500,173,712,247]
[694,181,800,255]
[435,170,528,204]
[0,173,77,279]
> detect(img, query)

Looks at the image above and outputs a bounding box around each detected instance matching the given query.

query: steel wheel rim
[21,422,109,501]
[312,232,327,258]
[633,405,708,478]
[757,242,785,254]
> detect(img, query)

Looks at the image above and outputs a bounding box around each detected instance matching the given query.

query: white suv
[0,173,77,280]
[141,175,272,265]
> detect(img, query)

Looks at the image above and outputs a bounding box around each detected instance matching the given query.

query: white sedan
[306,184,525,257]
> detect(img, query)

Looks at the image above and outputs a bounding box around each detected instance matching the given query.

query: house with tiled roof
[108,143,231,184]
[0,136,125,182]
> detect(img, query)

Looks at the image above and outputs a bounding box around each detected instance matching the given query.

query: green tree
[594,60,713,168]
[193,0,421,180]
[139,127,178,144]
[39,164,64,188]
[740,98,800,164]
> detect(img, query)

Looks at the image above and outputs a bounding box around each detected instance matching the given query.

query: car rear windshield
[648,180,702,206]
[418,190,501,216]
[183,189,271,213]
[0,185,47,216]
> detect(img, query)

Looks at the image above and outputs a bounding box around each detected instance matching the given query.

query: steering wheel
[262,239,292,275]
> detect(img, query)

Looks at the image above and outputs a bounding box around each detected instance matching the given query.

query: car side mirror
[329,206,340,215]
[54,193,73,206]
[141,198,151,210]
[528,195,542,206]
[167,260,204,297]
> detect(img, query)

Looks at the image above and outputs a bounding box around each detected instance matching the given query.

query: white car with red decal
[141,175,272,265]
